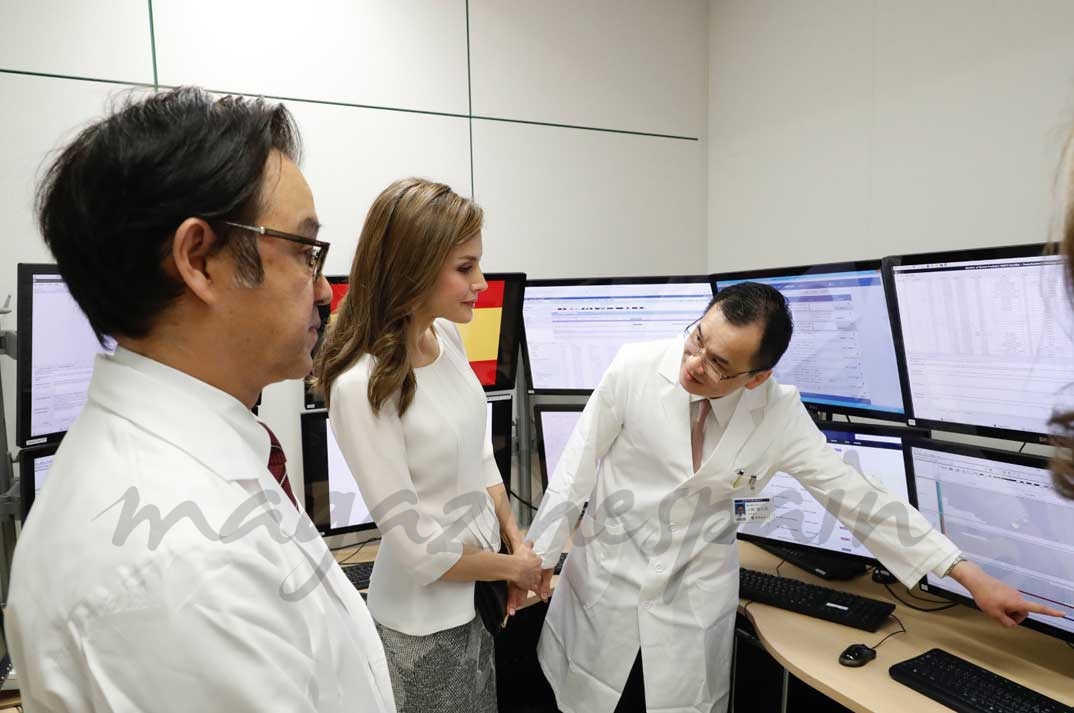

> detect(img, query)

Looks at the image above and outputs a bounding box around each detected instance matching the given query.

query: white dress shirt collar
[92,346,270,481]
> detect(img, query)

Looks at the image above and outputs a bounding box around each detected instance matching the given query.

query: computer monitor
[456,272,526,392]
[16,264,116,447]
[301,410,377,537]
[301,394,514,535]
[738,423,924,564]
[908,439,1074,643]
[533,404,585,488]
[523,276,714,394]
[305,273,525,409]
[712,261,904,420]
[17,442,60,520]
[885,244,1074,442]
[486,394,514,488]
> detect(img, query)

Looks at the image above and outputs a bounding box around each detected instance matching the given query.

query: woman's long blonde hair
[312,178,483,415]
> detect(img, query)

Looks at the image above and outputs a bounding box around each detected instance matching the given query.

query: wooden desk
[738,541,1074,711]
[333,540,1074,710]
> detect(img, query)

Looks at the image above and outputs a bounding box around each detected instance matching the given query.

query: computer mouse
[838,644,877,667]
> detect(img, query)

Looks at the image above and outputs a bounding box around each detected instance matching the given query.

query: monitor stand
[754,540,868,581]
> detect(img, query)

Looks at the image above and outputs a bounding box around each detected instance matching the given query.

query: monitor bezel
[533,402,586,488]
[736,421,928,567]
[14,264,114,448]
[882,243,1056,443]
[711,259,906,422]
[478,272,527,393]
[905,437,1073,644]
[18,441,61,520]
[487,394,514,490]
[522,274,714,395]
[16,263,108,448]
[300,411,378,537]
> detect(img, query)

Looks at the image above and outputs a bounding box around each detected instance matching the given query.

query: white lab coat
[531,338,958,713]
[7,348,396,713]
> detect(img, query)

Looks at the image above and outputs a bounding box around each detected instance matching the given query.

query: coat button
[655,563,665,574]
[669,523,678,532]
[642,601,653,610]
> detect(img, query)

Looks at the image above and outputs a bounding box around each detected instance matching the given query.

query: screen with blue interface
[911,442,1074,640]
[714,265,903,417]
[738,427,912,561]
[523,278,713,392]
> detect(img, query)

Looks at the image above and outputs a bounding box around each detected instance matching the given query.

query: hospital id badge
[733,497,772,524]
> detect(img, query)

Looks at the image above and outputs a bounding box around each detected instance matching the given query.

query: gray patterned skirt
[375,616,497,713]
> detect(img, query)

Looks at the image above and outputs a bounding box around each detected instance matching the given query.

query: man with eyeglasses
[7,88,395,712]
[528,282,1062,713]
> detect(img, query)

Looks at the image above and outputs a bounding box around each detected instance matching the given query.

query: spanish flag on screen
[327,279,502,386]
[456,280,504,386]
[329,283,350,316]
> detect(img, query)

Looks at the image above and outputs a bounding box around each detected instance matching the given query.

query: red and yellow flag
[325,279,502,387]
[457,280,504,386]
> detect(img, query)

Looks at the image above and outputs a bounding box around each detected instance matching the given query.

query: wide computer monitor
[533,404,585,488]
[713,261,904,420]
[301,395,514,536]
[18,442,60,520]
[908,439,1074,643]
[305,273,525,409]
[523,276,714,394]
[738,423,924,565]
[884,244,1074,442]
[16,264,116,447]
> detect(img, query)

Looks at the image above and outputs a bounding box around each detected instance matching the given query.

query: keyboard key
[341,560,374,590]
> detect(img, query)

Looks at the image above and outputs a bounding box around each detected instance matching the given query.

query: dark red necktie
[260,423,297,509]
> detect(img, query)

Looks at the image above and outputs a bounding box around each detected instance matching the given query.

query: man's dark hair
[36,86,302,342]
[706,282,794,370]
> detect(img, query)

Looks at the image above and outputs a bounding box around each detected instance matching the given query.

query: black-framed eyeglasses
[683,319,767,382]
[222,220,330,280]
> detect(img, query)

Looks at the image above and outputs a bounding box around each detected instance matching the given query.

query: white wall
[0,1,709,519]
[707,0,1074,273]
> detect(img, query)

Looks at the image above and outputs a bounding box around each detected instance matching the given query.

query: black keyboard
[739,568,895,632]
[341,561,374,590]
[890,648,1072,713]
[554,552,568,575]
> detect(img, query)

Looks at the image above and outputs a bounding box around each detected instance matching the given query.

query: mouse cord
[870,614,906,650]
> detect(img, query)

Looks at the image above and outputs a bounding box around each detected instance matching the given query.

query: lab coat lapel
[656,339,695,476]
[690,381,768,484]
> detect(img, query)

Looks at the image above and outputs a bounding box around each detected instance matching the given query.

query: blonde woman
[313,178,541,712]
